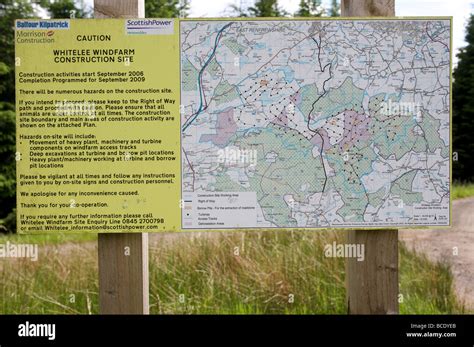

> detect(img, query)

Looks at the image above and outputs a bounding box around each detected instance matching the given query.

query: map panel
[180,19,451,229]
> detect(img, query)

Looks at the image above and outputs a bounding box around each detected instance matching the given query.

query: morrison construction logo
[16,20,69,44]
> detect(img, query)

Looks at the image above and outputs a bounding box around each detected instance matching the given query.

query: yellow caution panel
[16,19,181,233]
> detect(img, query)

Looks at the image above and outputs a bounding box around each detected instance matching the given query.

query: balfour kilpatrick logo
[16,20,70,30]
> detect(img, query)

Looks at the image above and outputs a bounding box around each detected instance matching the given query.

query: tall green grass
[0,232,97,245]
[452,182,474,200]
[399,245,465,314]
[0,230,466,314]
[0,244,98,314]
[150,231,346,314]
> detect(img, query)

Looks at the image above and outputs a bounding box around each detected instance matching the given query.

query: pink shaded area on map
[272,110,289,127]
[309,128,332,151]
[199,108,237,147]
[339,110,371,149]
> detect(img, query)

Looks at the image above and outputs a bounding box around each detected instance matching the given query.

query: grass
[0,230,466,314]
[399,244,465,314]
[0,232,96,245]
[150,231,345,314]
[452,182,474,200]
[0,242,98,314]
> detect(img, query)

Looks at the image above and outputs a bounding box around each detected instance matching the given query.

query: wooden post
[341,0,395,17]
[98,233,149,314]
[342,0,399,314]
[94,0,149,314]
[346,229,398,314]
[94,0,144,18]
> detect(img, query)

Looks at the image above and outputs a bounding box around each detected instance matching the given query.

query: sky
[79,0,473,63]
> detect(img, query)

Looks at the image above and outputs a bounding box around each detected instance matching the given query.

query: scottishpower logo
[125,19,174,35]
[16,20,70,30]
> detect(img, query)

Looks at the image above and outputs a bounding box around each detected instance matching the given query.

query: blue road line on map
[182,22,233,132]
